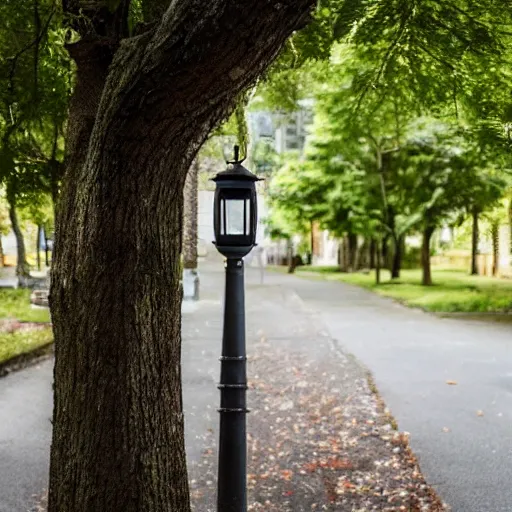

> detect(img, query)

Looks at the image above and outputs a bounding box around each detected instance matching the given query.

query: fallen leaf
[280,470,293,481]
[446,380,458,385]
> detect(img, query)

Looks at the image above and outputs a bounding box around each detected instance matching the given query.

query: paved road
[283,273,512,512]
[1,266,511,512]
[0,360,52,512]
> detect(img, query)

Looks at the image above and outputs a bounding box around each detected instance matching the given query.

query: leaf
[280,470,293,481]
[446,380,458,385]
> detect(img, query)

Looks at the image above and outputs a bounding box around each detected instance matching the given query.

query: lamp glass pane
[223,198,249,235]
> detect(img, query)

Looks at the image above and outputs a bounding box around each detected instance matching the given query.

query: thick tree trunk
[471,208,479,275]
[7,197,30,282]
[49,2,314,511]
[491,222,499,277]
[391,235,404,279]
[421,226,435,286]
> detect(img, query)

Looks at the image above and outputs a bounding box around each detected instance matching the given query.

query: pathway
[1,264,510,511]
[284,272,512,512]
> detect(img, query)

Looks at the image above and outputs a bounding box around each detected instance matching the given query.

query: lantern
[213,146,261,259]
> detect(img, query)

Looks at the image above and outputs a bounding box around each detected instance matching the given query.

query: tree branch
[94,0,316,165]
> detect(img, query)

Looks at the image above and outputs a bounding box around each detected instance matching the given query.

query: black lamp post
[213,146,260,512]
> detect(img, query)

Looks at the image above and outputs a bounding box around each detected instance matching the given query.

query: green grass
[0,288,52,364]
[0,328,53,363]
[0,289,51,323]
[291,266,512,313]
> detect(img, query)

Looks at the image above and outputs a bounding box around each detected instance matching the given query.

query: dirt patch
[0,319,50,333]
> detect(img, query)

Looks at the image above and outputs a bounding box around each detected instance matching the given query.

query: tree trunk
[347,233,358,271]
[381,235,390,270]
[369,238,376,269]
[48,1,315,511]
[421,226,435,286]
[36,225,42,271]
[340,236,350,272]
[491,222,499,277]
[7,196,30,282]
[287,239,295,273]
[375,238,381,285]
[182,159,199,270]
[356,238,368,269]
[471,208,479,275]
[0,234,4,267]
[182,159,199,299]
[391,235,404,279]
[509,198,512,255]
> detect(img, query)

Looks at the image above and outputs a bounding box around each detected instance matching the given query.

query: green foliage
[0,0,70,214]
[267,32,511,252]
[266,159,316,239]
[252,138,278,178]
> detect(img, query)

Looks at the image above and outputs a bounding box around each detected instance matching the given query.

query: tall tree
[48,1,315,511]
[182,158,199,299]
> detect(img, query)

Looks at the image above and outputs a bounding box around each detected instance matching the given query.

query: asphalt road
[0,360,52,512]
[1,266,511,512]
[286,274,512,512]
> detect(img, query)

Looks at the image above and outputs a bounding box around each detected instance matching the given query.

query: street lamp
[213,146,260,512]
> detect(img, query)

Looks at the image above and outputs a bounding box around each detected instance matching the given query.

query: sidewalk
[183,264,446,511]
[0,262,445,511]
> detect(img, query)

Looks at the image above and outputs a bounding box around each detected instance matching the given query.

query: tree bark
[49,2,315,511]
[369,238,376,269]
[7,196,30,282]
[391,235,404,279]
[471,208,479,275]
[339,236,349,272]
[421,226,435,286]
[509,197,512,255]
[375,238,381,285]
[381,234,390,270]
[310,220,314,264]
[491,222,499,277]
[182,159,199,270]
[0,235,4,267]
[347,233,358,271]
[287,239,295,273]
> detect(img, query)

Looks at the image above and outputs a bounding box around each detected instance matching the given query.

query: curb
[0,342,54,378]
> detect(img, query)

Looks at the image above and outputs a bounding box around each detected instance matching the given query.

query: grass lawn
[289,266,512,313]
[0,289,52,364]
[0,328,53,363]
[0,289,51,323]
